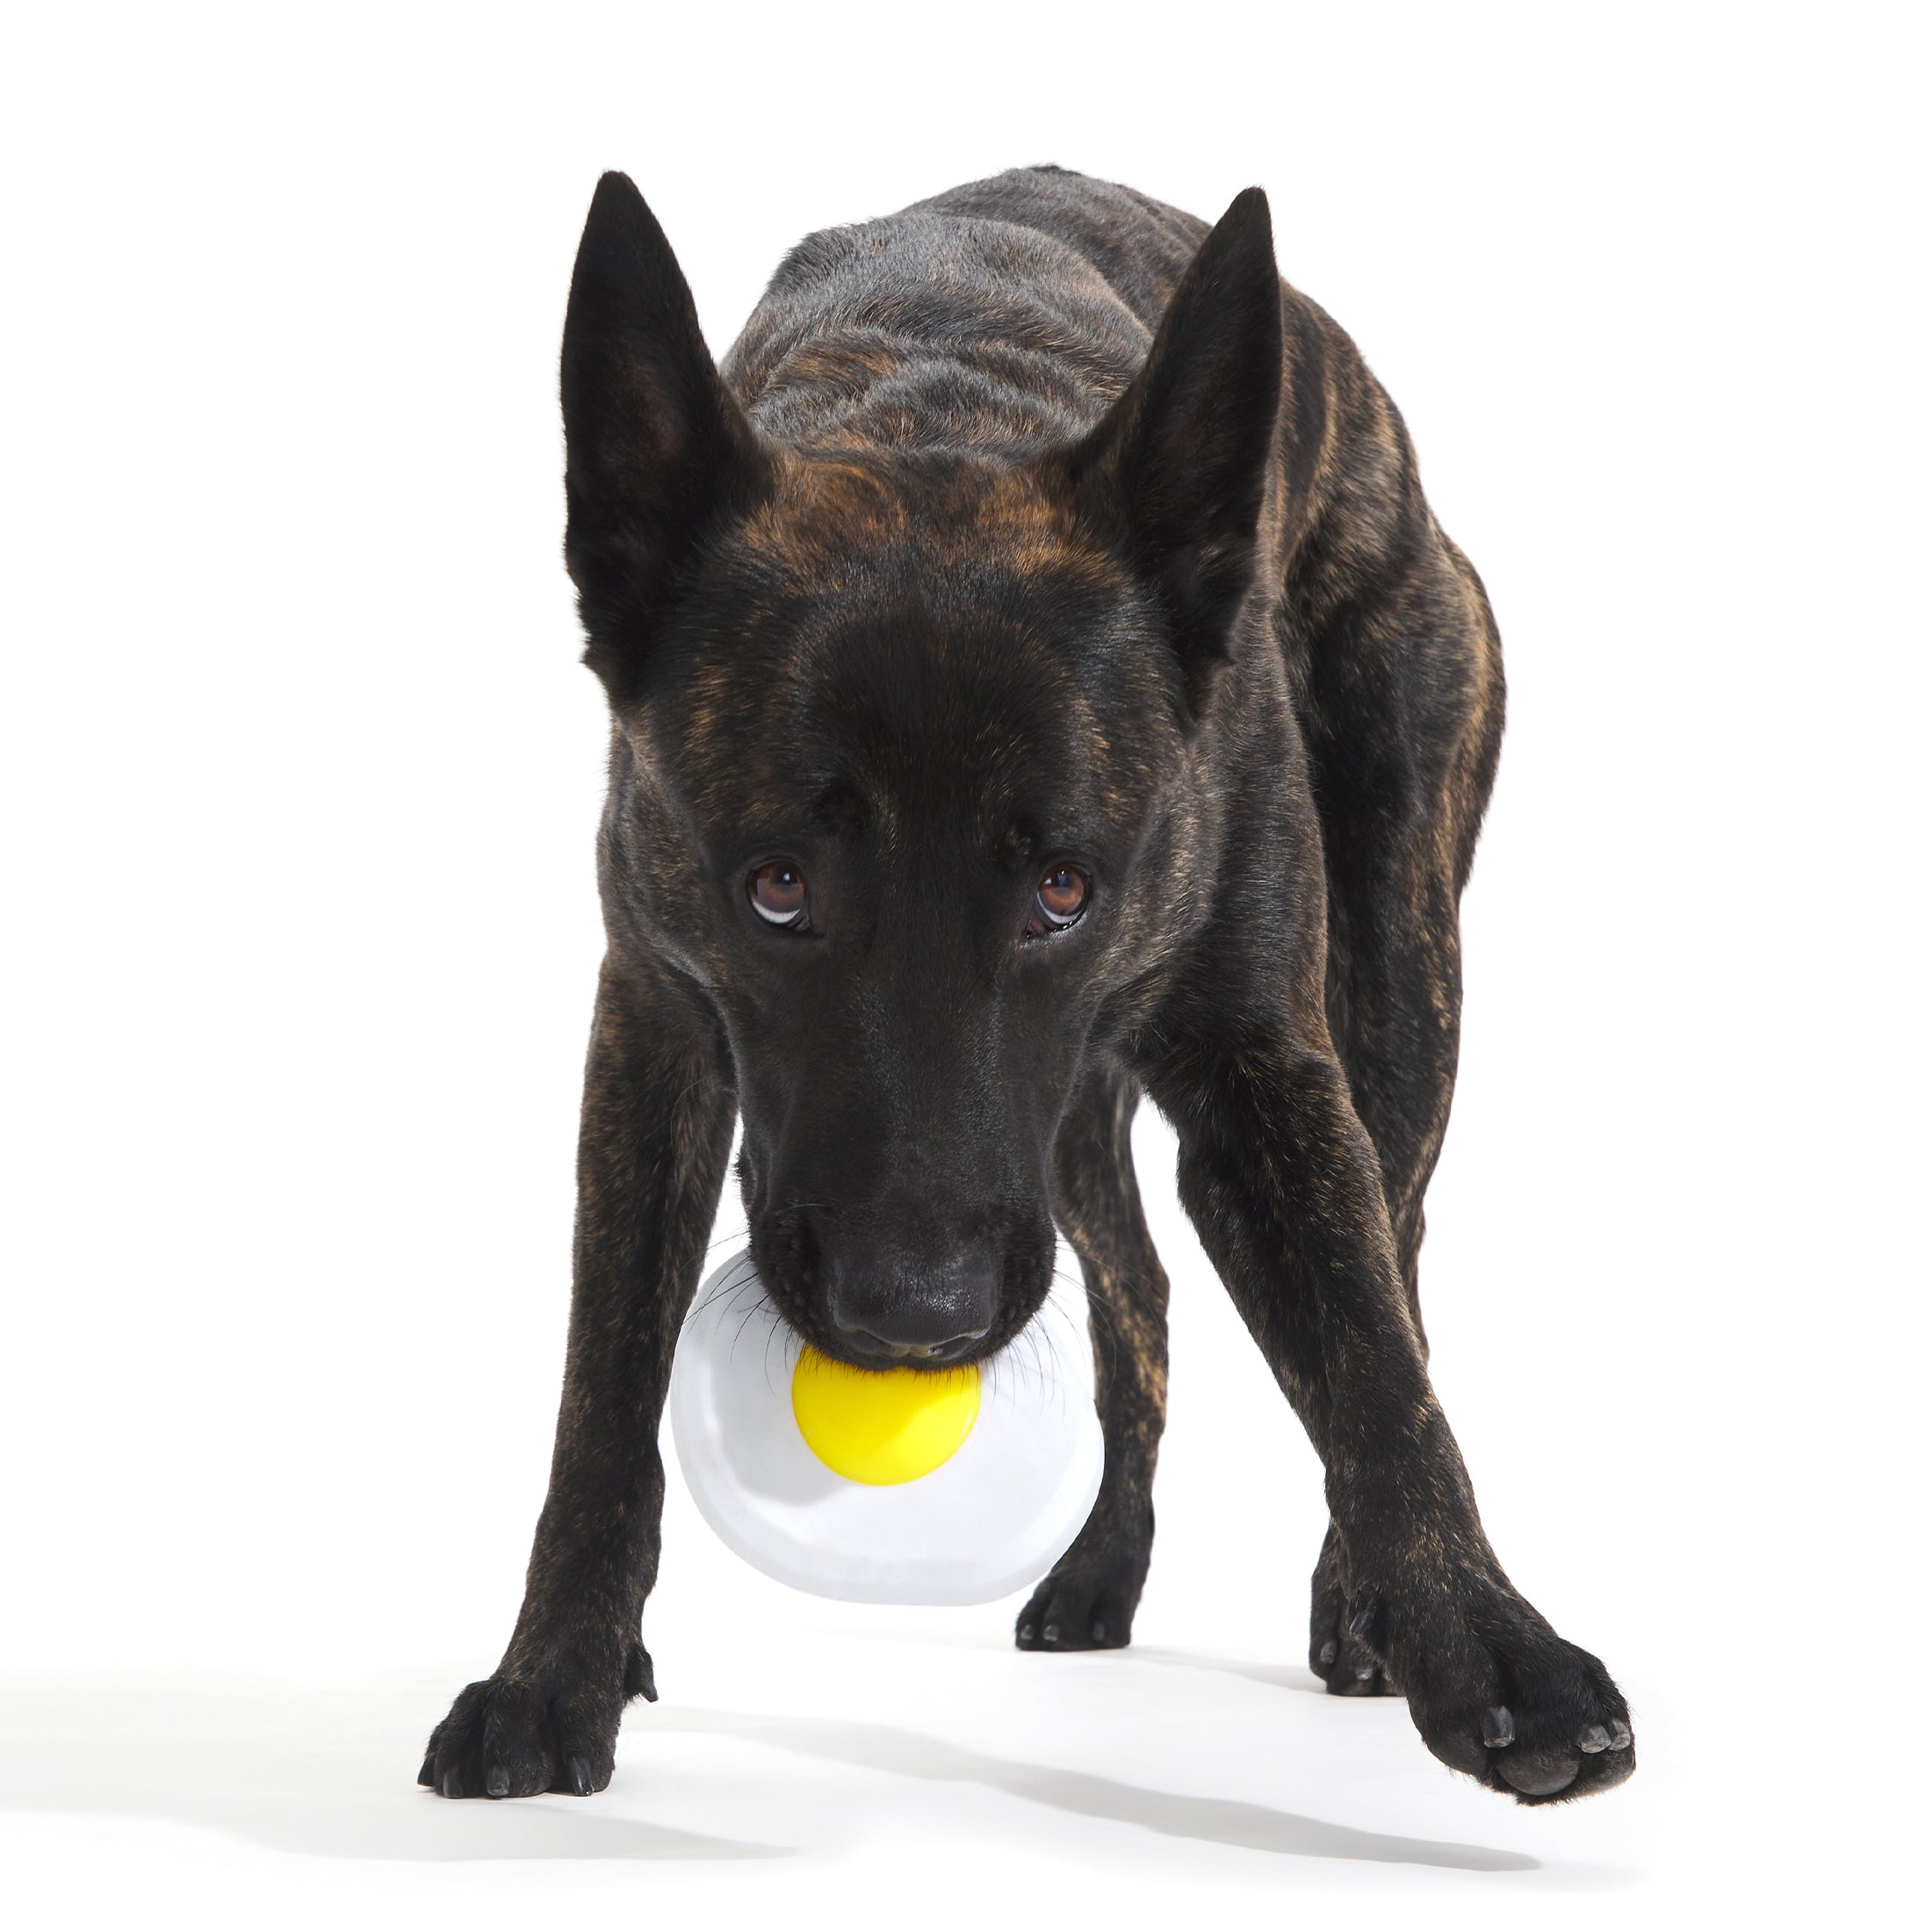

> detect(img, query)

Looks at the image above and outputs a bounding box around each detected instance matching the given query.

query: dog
[419,165,1633,1805]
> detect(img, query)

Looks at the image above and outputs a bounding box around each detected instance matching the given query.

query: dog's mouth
[743,1220,1055,1375]
[833,1329,984,1367]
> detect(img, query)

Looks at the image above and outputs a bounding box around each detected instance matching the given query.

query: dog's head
[561,175,1281,1366]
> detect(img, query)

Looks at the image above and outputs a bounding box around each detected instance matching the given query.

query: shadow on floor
[1128,1645,1330,1696]
[878,1627,1327,1697]
[655,1707,1535,1871]
[0,1669,784,1864]
[0,1665,1534,1872]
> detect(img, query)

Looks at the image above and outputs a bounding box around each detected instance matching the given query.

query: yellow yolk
[790,1348,980,1485]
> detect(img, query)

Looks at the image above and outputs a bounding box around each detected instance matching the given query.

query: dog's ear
[561,173,770,703]
[1054,189,1282,716]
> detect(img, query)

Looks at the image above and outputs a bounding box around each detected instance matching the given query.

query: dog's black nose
[826,1244,998,1362]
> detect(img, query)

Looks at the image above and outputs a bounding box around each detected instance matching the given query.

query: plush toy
[669,1252,1104,1604]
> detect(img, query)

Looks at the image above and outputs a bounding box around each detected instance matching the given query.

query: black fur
[420,166,1633,1806]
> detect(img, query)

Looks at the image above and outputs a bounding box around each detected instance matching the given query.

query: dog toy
[669,1252,1104,1604]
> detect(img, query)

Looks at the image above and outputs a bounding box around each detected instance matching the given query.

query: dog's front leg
[1145,1031,1634,1803]
[420,959,733,1799]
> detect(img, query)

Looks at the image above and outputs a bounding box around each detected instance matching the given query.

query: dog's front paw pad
[418,1675,617,1800]
[1495,1749,1582,1799]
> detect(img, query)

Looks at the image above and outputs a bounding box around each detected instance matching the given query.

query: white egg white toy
[669,1251,1104,1605]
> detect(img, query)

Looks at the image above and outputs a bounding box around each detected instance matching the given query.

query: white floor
[0,1589,1874,1930]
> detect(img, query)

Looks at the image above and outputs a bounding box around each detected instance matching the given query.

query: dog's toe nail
[439,1769,465,1799]
[1607,1719,1633,1750]
[1482,1705,1516,1749]
[1043,1622,1061,1644]
[566,1756,595,1796]
[485,1767,510,1798]
[1578,1724,1611,1754]
[1091,1620,1107,1642]
[1318,1639,1338,1667]
[417,1755,436,1787]
[1019,1623,1034,1641]
[629,1648,659,1704]
[1354,1662,1376,1683]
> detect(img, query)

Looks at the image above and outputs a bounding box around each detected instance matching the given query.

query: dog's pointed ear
[561,173,770,703]
[1053,188,1282,716]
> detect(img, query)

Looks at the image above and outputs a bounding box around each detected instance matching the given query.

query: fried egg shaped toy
[669,1252,1105,1605]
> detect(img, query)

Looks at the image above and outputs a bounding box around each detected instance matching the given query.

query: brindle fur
[420,166,1633,1806]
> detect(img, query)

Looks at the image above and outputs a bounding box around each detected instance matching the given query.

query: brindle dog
[420,166,1633,1806]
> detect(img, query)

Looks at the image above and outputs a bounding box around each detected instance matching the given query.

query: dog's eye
[749,861,810,929]
[1027,865,1090,938]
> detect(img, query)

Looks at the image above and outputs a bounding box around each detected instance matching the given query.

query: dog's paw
[1310,1563,1403,1697]
[1015,1568,1134,1650]
[417,1642,654,1799]
[1015,1550,1144,1651]
[1016,1498,1150,1651]
[1384,1587,1635,1804]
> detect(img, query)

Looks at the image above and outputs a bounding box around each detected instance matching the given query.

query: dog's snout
[826,1242,998,1362]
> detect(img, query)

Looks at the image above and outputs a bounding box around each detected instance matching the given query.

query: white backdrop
[2,3,1923,1925]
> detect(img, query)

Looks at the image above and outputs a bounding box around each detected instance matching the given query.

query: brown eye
[749,861,810,929]
[1027,864,1090,937]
